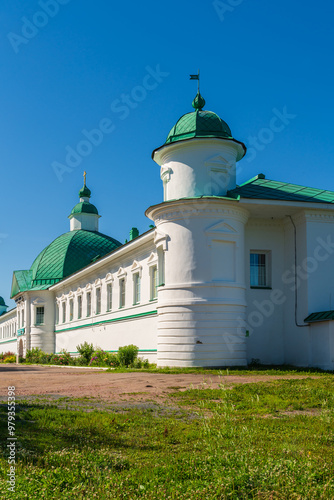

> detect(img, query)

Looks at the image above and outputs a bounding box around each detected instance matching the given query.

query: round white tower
[146,91,249,367]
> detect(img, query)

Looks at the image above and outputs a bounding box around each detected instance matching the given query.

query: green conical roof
[29,230,122,287]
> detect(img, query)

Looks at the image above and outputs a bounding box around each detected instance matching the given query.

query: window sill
[250,286,272,290]
[149,298,158,302]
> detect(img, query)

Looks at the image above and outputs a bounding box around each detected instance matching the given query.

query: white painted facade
[2,98,334,369]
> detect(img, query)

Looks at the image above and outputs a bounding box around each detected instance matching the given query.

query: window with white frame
[107,283,112,311]
[119,279,126,308]
[96,288,101,314]
[36,306,44,326]
[21,309,24,328]
[150,266,158,300]
[250,251,271,288]
[133,273,141,305]
[69,299,74,321]
[87,292,91,316]
[77,295,82,319]
[62,302,66,323]
[56,303,59,324]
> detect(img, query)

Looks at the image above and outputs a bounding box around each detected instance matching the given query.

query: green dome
[165,109,232,145]
[79,185,92,198]
[30,230,122,286]
[70,201,99,216]
[0,296,7,307]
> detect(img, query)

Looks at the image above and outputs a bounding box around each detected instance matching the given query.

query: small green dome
[70,201,99,216]
[165,109,232,145]
[79,185,91,198]
[0,296,8,307]
[30,230,122,286]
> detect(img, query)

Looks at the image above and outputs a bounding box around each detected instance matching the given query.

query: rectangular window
[119,279,125,308]
[96,288,101,314]
[87,292,91,316]
[62,302,66,323]
[250,252,271,288]
[151,266,158,300]
[133,273,141,305]
[56,303,59,324]
[78,295,82,319]
[69,299,74,321]
[22,309,24,328]
[107,283,112,311]
[36,306,44,325]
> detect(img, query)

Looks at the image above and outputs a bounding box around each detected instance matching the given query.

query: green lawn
[1,375,334,499]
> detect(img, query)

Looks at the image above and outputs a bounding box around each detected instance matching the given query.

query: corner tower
[152,91,246,200]
[147,91,249,367]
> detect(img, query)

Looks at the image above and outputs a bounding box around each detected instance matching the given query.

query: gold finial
[83,171,87,186]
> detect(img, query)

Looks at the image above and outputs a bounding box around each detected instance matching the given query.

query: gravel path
[0,365,322,403]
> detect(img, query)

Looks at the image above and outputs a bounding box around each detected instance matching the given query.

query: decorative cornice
[247,218,284,228]
[149,202,249,224]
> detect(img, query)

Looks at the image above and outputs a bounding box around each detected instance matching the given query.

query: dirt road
[0,365,321,403]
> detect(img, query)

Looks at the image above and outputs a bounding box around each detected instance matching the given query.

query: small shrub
[89,349,113,367]
[76,342,95,364]
[75,355,89,366]
[117,344,139,367]
[50,350,72,366]
[0,351,15,363]
[109,353,120,368]
[4,355,16,363]
[26,348,47,364]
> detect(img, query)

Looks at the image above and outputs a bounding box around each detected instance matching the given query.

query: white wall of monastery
[244,219,286,365]
[52,232,159,362]
[0,309,18,354]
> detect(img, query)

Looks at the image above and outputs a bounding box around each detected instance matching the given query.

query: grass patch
[1,377,334,498]
[171,376,334,414]
[107,364,334,376]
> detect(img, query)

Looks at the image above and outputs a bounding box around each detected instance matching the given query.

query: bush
[26,348,46,364]
[49,350,73,366]
[132,357,150,369]
[4,355,16,363]
[117,344,139,367]
[89,349,114,367]
[109,353,120,368]
[76,342,95,364]
[0,351,15,363]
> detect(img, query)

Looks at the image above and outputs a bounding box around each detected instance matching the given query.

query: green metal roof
[228,174,334,204]
[11,230,122,297]
[304,311,334,323]
[30,230,121,286]
[166,109,232,145]
[69,201,99,216]
[0,296,7,307]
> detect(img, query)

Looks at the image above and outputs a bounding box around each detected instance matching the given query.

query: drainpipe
[287,215,309,328]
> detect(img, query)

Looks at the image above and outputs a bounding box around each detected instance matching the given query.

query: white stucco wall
[51,233,158,361]
[148,198,250,367]
[0,309,17,354]
[244,219,286,365]
[154,138,244,200]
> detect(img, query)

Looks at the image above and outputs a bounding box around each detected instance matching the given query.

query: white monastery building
[2,90,334,369]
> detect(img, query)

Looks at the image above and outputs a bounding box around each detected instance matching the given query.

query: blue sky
[1,0,333,307]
